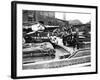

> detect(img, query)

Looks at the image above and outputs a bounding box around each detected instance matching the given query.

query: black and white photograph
[22,10,91,69]
[11,1,97,79]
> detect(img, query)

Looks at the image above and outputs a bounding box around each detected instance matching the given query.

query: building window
[28,17,33,22]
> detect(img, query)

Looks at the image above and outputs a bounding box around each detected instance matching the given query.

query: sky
[55,12,91,24]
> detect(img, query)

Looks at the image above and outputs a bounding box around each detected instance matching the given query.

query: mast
[63,13,66,20]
